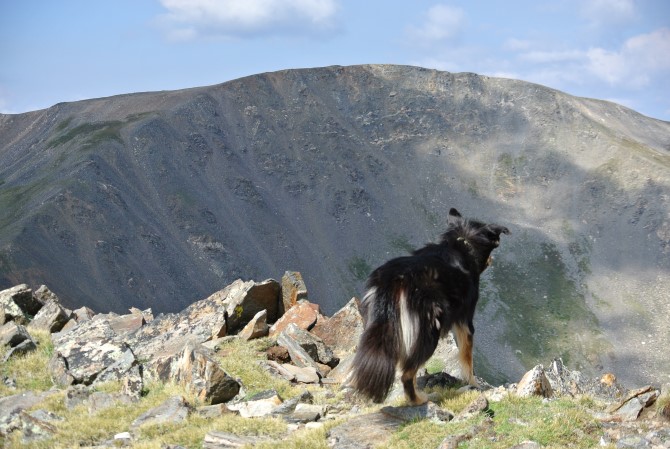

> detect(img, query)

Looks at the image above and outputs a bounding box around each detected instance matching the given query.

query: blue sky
[1,0,669,121]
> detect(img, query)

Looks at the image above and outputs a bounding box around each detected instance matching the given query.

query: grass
[0,329,54,396]
[385,392,603,449]
[2,326,613,449]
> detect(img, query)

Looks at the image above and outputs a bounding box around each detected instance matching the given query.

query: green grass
[348,256,372,281]
[0,329,54,396]
[386,393,602,449]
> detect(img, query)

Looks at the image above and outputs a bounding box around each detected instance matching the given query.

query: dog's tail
[349,319,398,403]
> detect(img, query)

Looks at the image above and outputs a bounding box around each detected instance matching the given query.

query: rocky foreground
[1,274,669,448]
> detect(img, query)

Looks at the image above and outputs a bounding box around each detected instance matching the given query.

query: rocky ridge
[2,277,669,448]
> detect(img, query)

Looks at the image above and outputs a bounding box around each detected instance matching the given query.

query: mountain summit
[1,64,669,386]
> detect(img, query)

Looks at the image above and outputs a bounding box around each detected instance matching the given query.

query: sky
[1,0,669,121]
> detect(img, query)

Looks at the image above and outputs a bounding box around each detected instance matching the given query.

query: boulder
[282,323,339,367]
[0,321,32,348]
[28,299,71,333]
[2,338,37,362]
[0,284,42,322]
[269,301,319,337]
[276,328,321,371]
[516,365,553,398]
[222,279,281,334]
[152,343,240,404]
[281,271,308,313]
[49,316,126,385]
[311,297,364,357]
[238,309,269,341]
[130,396,190,430]
[32,285,59,305]
[227,390,283,418]
[327,411,405,449]
[203,431,271,449]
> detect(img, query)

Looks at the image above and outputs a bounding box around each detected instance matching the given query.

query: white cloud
[580,0,636,26]
[157,0,340,40]
[503,38,533,52]
[519,49,585,64]
[587,28,670,88]
[406,4,465,44]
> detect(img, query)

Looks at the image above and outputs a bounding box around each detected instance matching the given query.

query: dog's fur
[349,208,509,404]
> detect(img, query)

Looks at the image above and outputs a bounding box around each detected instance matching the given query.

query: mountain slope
[1,64,669,386]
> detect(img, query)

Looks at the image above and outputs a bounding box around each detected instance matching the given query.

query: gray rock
[28,298,71,333]
[381,402,453,423]
[0,284,41,323]
[196,403,237,418]
[227,390,283,418]
[286,403,324,423]
[0,321,32,347]
[276,328,321,370]
[516,365,553,398]
[237,309,269,341]
[280,363,321,384]
[152,343,240,404]
[2,337,37,362]
[282,322,339,367]
[281,271,308,313]
[130,396,190,430]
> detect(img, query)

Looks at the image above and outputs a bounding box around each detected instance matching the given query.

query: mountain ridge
[1,64,669,387]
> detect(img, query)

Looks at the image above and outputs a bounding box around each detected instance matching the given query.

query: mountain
[1,64,669,387]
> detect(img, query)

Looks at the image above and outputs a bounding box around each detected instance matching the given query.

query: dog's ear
[448,208,463,225]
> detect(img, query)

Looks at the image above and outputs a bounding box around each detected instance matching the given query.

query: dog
[349,208,509,405]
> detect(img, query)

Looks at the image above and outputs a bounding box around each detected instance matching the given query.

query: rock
[516,365,553,398]
[222,279,281,334]
[27,298,71,333]
[87,391,134,415]
[130,396,190,430]
[2,337,37,362]
[121,364,144,399]
[47,353,75,386]
[281,271,308,313]
[262,360,297,382]
[266,345,291,363]
[280,364,321,384]
[270,390,313,416]
[453,394,489,422]
[71,306,96,322]
[203,431,271,449]
[286,403,324,423]
[311,297,364,357]
[0,391,53,438]
[0,321,32,347]
[326,354,354,384]
[32,285,59,305]
[381,402,453,423]
[127,279,279,363]
[237,309,269,341]
[93,347,137,384]
[282,323,339,367]
[49,316,126,385]
[0,284,41,323]
[276,328,321,371]
[269,301,319,337]
[327,411,405,449]
[196,403,237,418]
[228,390,283,418]
[108,311,146,336]
[64,384,92,409]
[614,397,646,422]
[152,343,240,404]
[544,358,623,400]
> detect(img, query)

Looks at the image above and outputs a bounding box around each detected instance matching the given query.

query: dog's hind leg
[401,367,428,405]
[453,322,478,387]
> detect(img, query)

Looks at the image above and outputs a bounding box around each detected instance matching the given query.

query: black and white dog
[349,208,509,404]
